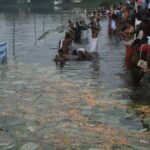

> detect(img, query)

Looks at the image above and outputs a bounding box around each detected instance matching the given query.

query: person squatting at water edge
[53,49,67,67]
[53,32,93,63]
[53,48,93,62]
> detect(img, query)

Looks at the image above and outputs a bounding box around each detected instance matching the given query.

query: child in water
[53,49,67,65]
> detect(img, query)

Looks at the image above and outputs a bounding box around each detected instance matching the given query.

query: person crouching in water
[72,48,93,61]
[53,49,68,67]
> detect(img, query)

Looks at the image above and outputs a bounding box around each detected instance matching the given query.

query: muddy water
[0,5,150,150]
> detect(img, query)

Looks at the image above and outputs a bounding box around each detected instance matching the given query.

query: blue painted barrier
[0,42,7,63]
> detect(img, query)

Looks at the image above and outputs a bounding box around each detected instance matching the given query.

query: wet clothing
[89,20,100,52]
[111,19,117,31]
[90,38,98,52]
[72,48,93,60]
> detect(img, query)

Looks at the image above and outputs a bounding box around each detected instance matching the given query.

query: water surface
[0,5,150,150]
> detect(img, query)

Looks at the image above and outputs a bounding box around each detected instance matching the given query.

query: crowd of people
[107,0,150,83]
[53,0,150,83]
[53,9,101,65]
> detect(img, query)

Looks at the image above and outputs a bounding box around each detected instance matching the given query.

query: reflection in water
[13,17,16,56]
[0,64,8,79]
[131,85,150,105]
[33,14,37,45]
[91,53,100,73]
[126,99,150,131]
[55,61,66,69]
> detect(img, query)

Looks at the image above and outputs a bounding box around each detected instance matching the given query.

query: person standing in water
[88,16,100,53]
[120,21,135,67]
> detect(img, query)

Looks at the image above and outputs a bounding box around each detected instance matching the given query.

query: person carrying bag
[137,44,148,70]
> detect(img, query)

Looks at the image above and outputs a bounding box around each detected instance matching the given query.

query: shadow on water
[130,83,150,105]
[124,66,150,105]
[90,53,101,73]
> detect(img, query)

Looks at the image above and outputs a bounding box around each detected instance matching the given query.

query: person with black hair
[59,33,72,55]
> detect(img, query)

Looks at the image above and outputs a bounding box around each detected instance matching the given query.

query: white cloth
[111,19,116,31]
[77,48,86,53]
[90,38,98,52]
[59,39,64,49]
[135,18,141,29]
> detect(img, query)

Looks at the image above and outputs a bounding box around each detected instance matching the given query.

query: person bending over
[72,48,93,61]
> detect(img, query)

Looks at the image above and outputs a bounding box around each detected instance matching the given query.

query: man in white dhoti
[89,17,100,53]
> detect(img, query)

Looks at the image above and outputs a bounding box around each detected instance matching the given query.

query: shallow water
[0,5,150,150]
